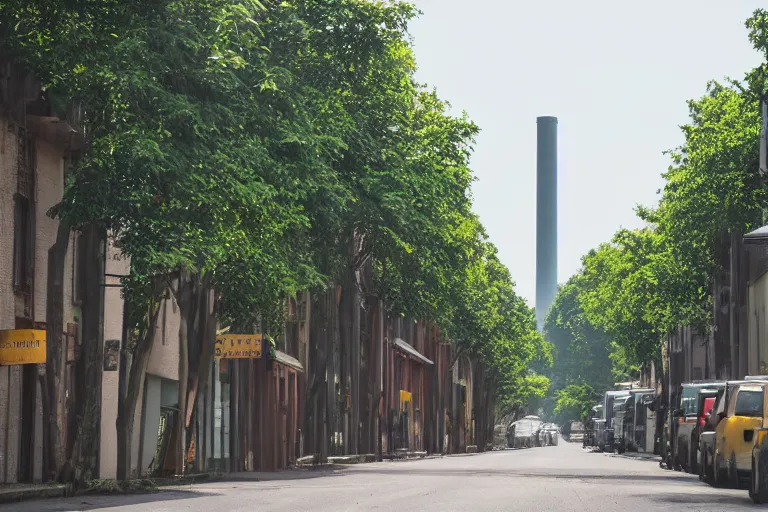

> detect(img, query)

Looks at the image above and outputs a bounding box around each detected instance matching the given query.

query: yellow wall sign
[400,390,412,403]
[214,334,262,359]
[0,330,46,365]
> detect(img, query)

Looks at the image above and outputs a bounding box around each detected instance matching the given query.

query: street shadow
[649,492,754,507]
[216,466,349,483]
[345,466,701,484]
[0,489,214,512]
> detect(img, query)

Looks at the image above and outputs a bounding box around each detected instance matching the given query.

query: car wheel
[714,453,727,488]
[690,435,698,475]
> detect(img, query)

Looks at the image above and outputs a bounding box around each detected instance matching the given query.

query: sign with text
[214,334,262,359]
[0,329,47,365]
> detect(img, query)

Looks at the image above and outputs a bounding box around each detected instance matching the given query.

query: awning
[744,225,768,245]
[393,338,433,365]
[275,350,304,373]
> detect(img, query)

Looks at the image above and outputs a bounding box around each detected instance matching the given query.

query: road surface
[1,440,755,511]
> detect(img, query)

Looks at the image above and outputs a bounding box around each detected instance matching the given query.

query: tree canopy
[0,0,550,429]
[543,9,768,411]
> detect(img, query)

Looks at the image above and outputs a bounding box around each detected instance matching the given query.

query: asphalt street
[0,440,757,512]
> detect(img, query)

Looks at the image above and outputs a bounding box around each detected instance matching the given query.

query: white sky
[408,0,766,306]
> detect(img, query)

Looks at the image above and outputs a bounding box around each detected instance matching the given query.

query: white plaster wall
[147,297,180,381]
[748,272,768,376]
[139,375,162,475]
[33,140,60,323]
[98,238,130,479]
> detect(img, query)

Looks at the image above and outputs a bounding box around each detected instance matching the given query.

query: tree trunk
[188,289,217,474]
[174,271,192,475]
[304,291,322,460]
[338,270,357,455]
[170,271,215,475]
[326,287,336,459]
[44,220,70,481]
[69,224,105,489]
[115,297,162,480]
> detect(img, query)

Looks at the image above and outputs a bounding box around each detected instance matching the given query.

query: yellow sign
[214,334,262,359]
[0,330,46,365]
[400,390,412,403]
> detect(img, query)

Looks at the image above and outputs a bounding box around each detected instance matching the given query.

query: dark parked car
[673,382,724,474]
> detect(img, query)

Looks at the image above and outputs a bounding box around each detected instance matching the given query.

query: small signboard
[214,334,262,359]
[0,329,46,365]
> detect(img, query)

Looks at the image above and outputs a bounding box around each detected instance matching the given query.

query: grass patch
[83,478,158,495]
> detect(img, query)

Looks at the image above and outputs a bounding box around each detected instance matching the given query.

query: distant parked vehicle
[568,421,585,444]
[623,390,656,453]
[538,423,559,446]
[603,391,630,452]
[584,405,602,449]
[509,416,543,449]
[613,395,631,453]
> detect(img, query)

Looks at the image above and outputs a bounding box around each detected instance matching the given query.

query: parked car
[749,381,768,502]
[613,395,631,453]
[603,391,630,452]
[583,405,602,449]
[618,389,656,453]
[714,381,766,488]
[697,391,721,483]
[663,382,723,472]
[538,423,559,446]
[569,421,585,444]
[700,383,741,484]
[674,382,723,474]
[509,416,543,449]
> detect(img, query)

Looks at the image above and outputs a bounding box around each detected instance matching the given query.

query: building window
[12,194,31,292]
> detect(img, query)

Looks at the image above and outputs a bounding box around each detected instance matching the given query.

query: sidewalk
[0,449,491,506]
[608,451,661,462]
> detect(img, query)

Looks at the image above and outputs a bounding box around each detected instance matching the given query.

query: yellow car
[751,425,768,502]
[714,382,765,488]
[748,376,768,502]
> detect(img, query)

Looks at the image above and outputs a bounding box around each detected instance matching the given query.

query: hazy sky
[408,0,766,306]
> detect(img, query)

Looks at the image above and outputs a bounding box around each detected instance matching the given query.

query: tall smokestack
[536,116,558,331]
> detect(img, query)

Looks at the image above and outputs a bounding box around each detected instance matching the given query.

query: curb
[152,473,220,487]
[0,484,69,505]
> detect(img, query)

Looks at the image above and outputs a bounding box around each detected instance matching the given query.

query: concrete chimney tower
[536,116,558,331]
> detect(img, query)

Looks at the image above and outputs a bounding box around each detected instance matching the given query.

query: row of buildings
[646,230,768,427]
[0,60,488,484]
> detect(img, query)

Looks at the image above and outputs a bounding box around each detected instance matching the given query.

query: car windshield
[734,389,763,417]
